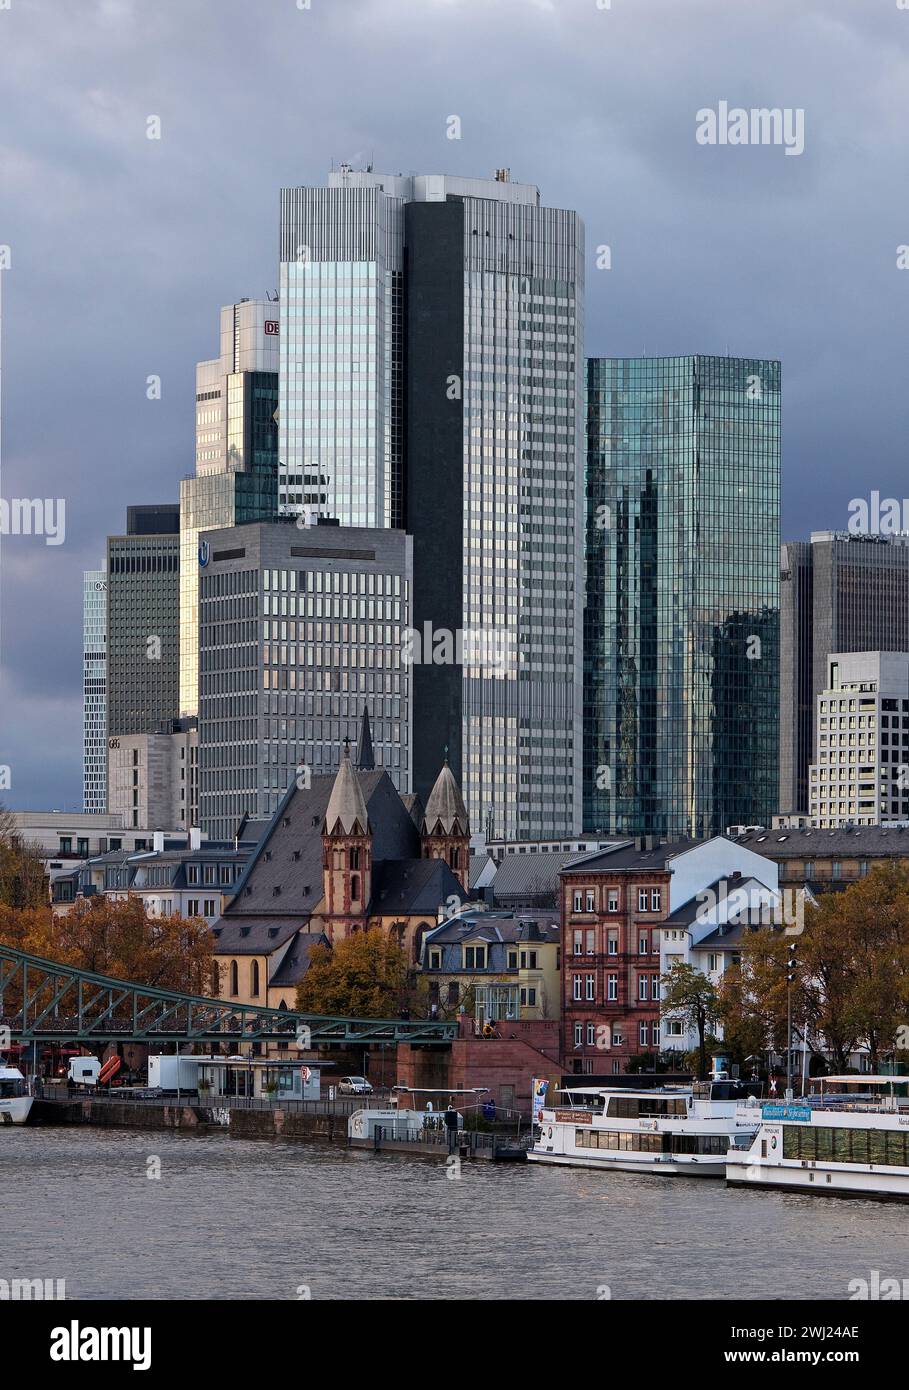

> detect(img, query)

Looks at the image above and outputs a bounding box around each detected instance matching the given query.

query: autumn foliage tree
[0,807,47,909]
[295,930,421,1018]
[660,962,719,1080]
[0,896,215,1033]
[719,864,909,1073]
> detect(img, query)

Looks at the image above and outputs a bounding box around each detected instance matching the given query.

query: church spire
[423,758,469,837]
[356,706,375,771]
[324,746,370,836]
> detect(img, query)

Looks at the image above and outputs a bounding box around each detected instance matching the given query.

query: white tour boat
[726,1076,909,1201]
[0,1065,34,1125]
[528,1079,763,1176]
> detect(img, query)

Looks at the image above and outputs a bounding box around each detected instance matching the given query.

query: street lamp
[785,941,799,1101]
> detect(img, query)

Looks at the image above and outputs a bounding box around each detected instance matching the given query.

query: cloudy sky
[1,0,906,810]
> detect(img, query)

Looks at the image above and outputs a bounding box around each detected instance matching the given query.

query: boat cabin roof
[816,1075,909,1086]
[558,1085,689,1098]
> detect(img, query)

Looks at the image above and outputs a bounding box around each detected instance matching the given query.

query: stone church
[212,712,471,1011]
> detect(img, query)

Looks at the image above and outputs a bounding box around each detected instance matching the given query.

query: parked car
[338,1076,373,1096]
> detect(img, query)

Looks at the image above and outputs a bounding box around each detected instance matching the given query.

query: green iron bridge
[0,944,457,1047]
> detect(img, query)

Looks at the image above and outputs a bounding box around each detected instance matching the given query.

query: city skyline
[3,0,909,809]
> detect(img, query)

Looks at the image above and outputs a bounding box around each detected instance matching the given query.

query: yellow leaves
[296,929,412,1018]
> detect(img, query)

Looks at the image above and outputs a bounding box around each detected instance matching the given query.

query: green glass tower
[584,355,780,839]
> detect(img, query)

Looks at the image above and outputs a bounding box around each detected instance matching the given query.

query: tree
[718,866,909,1074]
[717,934,791,1071]
[660,962,719,1080]
[0,807,47,909]
[296,930,417,1018]
[0,897,215,1039]
[799,864,909,1071]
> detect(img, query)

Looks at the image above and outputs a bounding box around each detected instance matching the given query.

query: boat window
[576,1128,663,1153]
[607,1096,686,1118]
[670,1134,730,1155]
[0,1079,25,1099]
[783,1125,909,1167]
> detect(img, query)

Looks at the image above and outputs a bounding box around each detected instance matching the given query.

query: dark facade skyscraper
[279,168,584,840]
[780,532,909,814]
[106,505,180,737]
[584,356,780,840]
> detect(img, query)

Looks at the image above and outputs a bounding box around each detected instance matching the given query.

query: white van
[67,1057,101,1087]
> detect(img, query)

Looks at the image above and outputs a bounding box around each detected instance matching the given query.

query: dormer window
[464,945,487,969]
[429,949,443,970]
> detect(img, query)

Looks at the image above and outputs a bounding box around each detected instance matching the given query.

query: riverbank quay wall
[29,1096,346,1141]
[395,1018,561,1115]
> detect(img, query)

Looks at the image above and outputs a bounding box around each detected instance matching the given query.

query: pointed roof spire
[423,758,469,836]
[356,706,375,771]
[324,747,370,836]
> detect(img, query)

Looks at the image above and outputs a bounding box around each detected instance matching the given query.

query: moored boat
[726,1076,909,1201]
[0,1065,34,1125]
[528,1079,763,1176]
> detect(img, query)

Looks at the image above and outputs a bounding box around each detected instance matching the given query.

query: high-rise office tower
[106,505,180,738]
[179,300,280,718]
[278,170,406,529]
[197,518,412,840]
[780,531,909,814]
[809,651,909,827]
[82,567,108,812]
[278,167,584,839]
[584,356,781,840]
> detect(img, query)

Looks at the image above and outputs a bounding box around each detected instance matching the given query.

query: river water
[2,1127,908,1300]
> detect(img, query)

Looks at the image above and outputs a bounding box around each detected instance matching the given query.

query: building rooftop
[734,826,909,857]
[561,839,698,874]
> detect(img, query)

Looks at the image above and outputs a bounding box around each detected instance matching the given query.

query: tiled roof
[561,839,698,874]
[369,859,464,916]
[224,767,426,920]
[269,932,330,986]
[492,850,594,900]
[735,826,909,857]
[211,918,302,954]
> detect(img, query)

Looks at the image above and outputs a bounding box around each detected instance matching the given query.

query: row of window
[570,887,663,914]
[572,929,657,956]
[571,1021,660,1048]
[571,973,660,1002]
[782,1125,909,1167]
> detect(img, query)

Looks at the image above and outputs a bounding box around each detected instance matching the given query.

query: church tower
[322,746,372,932]
[422,758,470,893]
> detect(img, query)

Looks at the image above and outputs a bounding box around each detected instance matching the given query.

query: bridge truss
[0,944,456,1047]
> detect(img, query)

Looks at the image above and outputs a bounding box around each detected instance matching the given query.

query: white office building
[82,568,108,812]
[810,651,909,827]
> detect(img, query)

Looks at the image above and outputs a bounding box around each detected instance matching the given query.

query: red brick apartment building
[560,842,684,1074]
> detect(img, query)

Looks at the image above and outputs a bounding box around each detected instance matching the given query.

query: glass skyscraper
[179,301,279,718]
[278,175,406,529]
[584,355,780,839]
[107,506,181,738]
[279,168,584,839]
[82,568,108,812]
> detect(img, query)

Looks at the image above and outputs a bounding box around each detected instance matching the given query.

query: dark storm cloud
[1,0,907,807]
